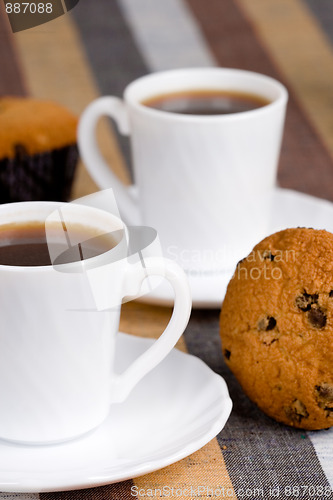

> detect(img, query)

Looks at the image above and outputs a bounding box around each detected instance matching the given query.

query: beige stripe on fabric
[13,13,130,200]
[133,440,236,499]
[236,0,333,159]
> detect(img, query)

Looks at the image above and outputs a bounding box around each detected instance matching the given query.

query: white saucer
[0,332,232,493]
[140,188,333,308]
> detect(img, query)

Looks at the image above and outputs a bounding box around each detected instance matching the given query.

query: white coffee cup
[78,68,288,274]
[0,201,191,444]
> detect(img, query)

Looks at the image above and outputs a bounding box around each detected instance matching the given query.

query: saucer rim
[138,187,333,308]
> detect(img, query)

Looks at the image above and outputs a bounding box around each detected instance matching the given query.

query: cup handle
[110,257,192,403]
[77,96,140,225]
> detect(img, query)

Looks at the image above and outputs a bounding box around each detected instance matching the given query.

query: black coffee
[0,221,117,266]
[142,89,270,115]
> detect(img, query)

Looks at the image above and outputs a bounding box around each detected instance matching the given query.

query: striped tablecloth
[2,0,333,498]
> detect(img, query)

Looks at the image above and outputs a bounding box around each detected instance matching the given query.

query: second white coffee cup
[78,68,288,273]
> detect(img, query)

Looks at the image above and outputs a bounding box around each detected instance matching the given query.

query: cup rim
[0,201,126,273]
[124,67,288,122]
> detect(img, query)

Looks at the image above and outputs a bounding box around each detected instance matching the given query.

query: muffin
[0,97,78,202]
[220,227,333,430]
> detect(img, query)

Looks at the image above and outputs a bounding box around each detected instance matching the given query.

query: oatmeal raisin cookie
[220,227,333,430]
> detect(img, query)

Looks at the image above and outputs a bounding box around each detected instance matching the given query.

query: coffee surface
[0,221,117,266]
[142,89,270,115]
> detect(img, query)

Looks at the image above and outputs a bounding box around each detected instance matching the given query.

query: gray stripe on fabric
[41,480,135,500]
[304,0,333,45]
[184,309,333,498]
[0,5,27,96]
[117,0,217,70]
[70,0,150,179]
[70,0,148,96]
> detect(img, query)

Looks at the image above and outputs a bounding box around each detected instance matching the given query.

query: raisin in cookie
[220,227,333,430]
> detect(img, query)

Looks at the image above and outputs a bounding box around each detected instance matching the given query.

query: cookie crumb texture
[220,227,333,430]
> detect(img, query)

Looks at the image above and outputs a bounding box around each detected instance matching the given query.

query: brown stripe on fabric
[41,480,134,500]
[185,0,333,203]
[236,0,333,169]
[0,4,27,96]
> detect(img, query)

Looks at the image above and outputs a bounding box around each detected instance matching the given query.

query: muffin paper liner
[0,144,78,203]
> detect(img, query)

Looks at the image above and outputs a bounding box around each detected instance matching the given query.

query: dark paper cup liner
[0,144,78,203]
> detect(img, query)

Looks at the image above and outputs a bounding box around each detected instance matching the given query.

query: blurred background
[1,0,333,204]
